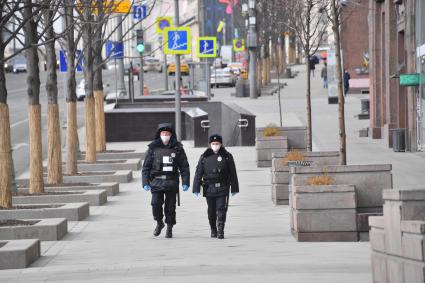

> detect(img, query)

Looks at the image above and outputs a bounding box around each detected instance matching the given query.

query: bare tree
[283,0,329,151]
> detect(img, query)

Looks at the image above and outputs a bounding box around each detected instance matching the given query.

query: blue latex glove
[231,192,238,197]
[182,185,189,192]
[143,185,151,191]
[193,192,200,197]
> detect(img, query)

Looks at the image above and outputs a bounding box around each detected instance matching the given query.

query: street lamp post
[247,0,258,99]
[174,0,182,140]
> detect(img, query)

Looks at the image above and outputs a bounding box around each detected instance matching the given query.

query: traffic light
[136,29,145,54]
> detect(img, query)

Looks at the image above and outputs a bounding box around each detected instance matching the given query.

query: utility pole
[247,0,258,99]
[116,15,127,96]
[174,0,182,140]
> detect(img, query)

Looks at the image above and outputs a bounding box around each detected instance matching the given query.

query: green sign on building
[400,73,420,86]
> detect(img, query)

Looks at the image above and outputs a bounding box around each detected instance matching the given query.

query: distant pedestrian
[142,123,190,238]
[343,70,351,95]
[321,63,328,89]
[193,134,239,239]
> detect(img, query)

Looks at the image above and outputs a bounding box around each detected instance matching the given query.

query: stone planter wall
[256,127,307,168]
[271,151,340,205]
[291,184,358,241]
[289,164,392,242]
[256,136,288,167]
[370,189,425,283]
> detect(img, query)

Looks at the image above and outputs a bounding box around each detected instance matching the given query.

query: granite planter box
[290,184,358,242]
[256,136,288,168]
[256,126,308,168]
[370,189,425,283]
[0,218,67,241]
[271,151,340,205]
[13,189,107,206]
[0,239,40,269]
[0,203,89,221]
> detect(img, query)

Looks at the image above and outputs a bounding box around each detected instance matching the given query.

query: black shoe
[210,225,218,238]
[153,220,165,236]
[217,223,224,239]
[165,225,173,238]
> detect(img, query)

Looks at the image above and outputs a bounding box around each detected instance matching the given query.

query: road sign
[106,41,124,59]
[400,73,420,87]
[197,37,217,58]
[164,27,191,55]
[133,5,147,20]
[108,0,131,13]
[156,17,172,34]
[59,50,83,73]
[233,39,245,52]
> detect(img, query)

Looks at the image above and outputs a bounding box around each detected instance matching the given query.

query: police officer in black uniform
[142,123,190,238]
[193,134,239,239]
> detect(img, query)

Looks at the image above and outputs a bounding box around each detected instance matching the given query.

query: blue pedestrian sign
[59,50,83,73]
[106,41,124,59]
[164,27,191,55]
[197,37,217,58]
[133,5,147,20]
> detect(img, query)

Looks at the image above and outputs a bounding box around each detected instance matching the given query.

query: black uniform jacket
[192,147,239,197]
[142,127,190,193]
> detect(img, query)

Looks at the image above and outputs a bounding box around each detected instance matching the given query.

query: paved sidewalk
[5,64,424,282]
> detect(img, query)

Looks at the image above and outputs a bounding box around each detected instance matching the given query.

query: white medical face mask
[161,135,171,144]
[211,144,221,153]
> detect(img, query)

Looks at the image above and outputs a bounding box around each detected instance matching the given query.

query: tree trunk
[94,90,106,152]
[65,0,79,175]
[331,0,347,165]
[66,102,78,175]
[24,1,44,193]
[85,96,96,163]
[47,104,62,184]
[306,57,312,151]
[29,105,44,193]
[0,103,12,208]
[44,8,62,184]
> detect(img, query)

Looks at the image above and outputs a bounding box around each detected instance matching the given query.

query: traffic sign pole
[174,0,182,141]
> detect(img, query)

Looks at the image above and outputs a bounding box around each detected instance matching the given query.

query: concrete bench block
[0,218,67,241]
[45,183,119,196]
[291,164,393,209]
[271,184,289,205]
[0,239,40,269]
[292,230,359,242]
[357,212,383,232]
[370,227,387,253]
[257,160,272,168]
[371,252,388,283]
[60,158,142,172]
[62,170,133,184]
[0,203,89,221]
[293,209,357,232]
[13,190,107,206]
[257,148,288,163]
[293,185,356,210]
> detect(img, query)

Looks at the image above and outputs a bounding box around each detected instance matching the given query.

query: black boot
[210,223,217,238]
[217,223,225,239]
[165,224,173,238]
[153,220,165,236]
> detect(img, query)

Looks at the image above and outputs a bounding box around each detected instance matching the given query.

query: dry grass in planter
[306,175,336,186]
[282,150,306,166]
[262,124,280,137]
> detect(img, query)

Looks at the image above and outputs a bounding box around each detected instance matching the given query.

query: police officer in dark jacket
[193,134,239,239]
[142,123,190,238]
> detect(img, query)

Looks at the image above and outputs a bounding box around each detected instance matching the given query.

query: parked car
[167,63,189,76]
[12,57,27,73]
[76,79,110,101]
[143,58,162,73]
[210,67,237,87]
[4,60,13,73]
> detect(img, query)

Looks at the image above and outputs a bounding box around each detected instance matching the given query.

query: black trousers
[151,191,177,225]
[206,196,227,225]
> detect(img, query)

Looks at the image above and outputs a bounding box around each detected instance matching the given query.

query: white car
[76,79,86,101]
[143,58,162,72]
[210,68,237,87]
[12,57,27,73]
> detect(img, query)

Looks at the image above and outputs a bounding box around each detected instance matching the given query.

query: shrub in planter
[262,124,281,137]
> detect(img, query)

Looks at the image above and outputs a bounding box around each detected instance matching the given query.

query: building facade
[368,0,420,151]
